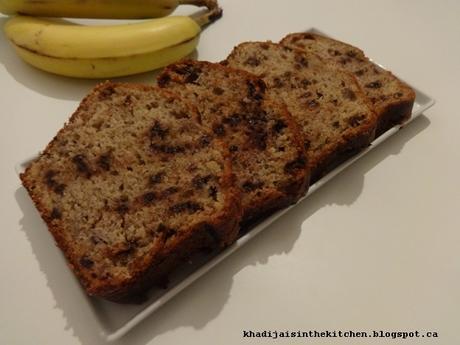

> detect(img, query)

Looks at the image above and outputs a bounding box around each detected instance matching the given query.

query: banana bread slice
[281,33,415,137]
[157,60,309,225]
[225,41,377,182]
[20,82,241,302]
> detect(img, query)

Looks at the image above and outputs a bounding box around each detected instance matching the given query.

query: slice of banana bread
[157,60,309,225]
[281,33,415,137]
[20,82,241,302]
[225,42,377,182]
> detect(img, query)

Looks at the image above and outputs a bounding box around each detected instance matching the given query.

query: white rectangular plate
[15,30,435,342]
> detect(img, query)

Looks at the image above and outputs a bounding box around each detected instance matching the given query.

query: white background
[1,0,459,344]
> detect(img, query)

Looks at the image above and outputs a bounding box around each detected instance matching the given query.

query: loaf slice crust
[225,41,377,182]
[157,60,309,225]
[20,82,241,301]
[281,33,416,137]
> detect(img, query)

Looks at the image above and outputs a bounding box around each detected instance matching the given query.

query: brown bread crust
[20,82,242,302]
[158,60,309,224]
[281,33,416,137]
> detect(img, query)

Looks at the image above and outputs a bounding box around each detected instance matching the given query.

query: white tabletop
[1,0,459,344]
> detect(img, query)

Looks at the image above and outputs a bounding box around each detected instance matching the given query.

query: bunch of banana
[1,0,222,78]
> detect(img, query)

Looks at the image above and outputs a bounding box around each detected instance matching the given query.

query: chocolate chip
[328,48,342,56]
[302,33,315,40]
[342,88,357,101]
[181,189,194,198]
[332,121,340,128]
[260,43,270,50]
[170,110,189,119]
[170,201,204,214]
[247,80,265,101]
[208,186,218,201]
[150,121,168,140]
[394,92,403,98]
[90,235,107,245]
[339,56,352,65]
[72,154,92,178]
[244,56,260,67]
[295,54,309,68]
[157,223,176,240]
[157,74,171,87]
[365,80,382,89]
[80,256,94,268]
[173,64,201,84]
[273,77,284,88]
[137,156,145,165]
[162,186,179,197]
[54,183,66,195]
[282,46,292,53]
[252,131,268,150]
[304,140,311,149]
[115,195,129,215]
[150,144,185,154]
[244,108,269,150]
[99,86,115,100]
[300,79,311,88]
[284,157,306,173]
[185,71,200,84]
[272,119,287,133]
[123,95,133,106]
[50,207,62,220]
[213,124,225,136]
[146,101,159,110]
[91,121,103,131]
[212,87,224,95]
[308,99,319,109]
[150,172,165,185]
[299,91,312,99]
[229,145,238,152]
[347,114,366,127]
[200,135,211,147]
[142,192,156,204]
[346,50,357,58]
[116,201,129,214]
[97,153,111,171]
[223,114,241,126]
[192,175,212,189]
[242,180,264,192]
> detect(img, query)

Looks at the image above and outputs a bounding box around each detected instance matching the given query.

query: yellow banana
[0,0,216,19]
[3,6,221,78]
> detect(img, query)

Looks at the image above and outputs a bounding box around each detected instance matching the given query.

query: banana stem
[180,0,223,27]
